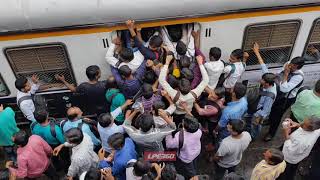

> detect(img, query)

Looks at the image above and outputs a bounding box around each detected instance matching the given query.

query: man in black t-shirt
[56,65,108,115]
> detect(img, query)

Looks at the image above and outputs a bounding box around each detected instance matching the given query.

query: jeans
[251,123,262,139]
[278,162,298,180]
[3,146,16,163]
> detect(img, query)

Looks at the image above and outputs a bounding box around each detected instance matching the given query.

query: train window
[0,74,10,97]
[242,21,300,68]
[4,43,75,91]
[303,18,320,63]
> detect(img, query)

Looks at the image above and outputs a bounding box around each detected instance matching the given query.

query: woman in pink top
[5,131,58,179]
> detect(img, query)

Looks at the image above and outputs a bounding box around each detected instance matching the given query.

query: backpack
[30,118,58,139]
[246,87,276,114]
[17,94,48,112]
[60,118,100,138]
[217,62,245,88]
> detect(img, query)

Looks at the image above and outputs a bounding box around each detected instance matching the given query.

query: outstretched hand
[252,42,260,54]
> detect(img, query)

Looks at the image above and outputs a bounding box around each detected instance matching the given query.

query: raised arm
[253,42,269,74]
[158,55,178,98]
[55,74,77,92]
[105,38,121,67]
[191,56,209,97]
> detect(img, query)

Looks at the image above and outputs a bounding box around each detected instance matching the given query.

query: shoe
[263,134,272,142]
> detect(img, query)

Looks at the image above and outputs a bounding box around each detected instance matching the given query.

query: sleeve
[134,59,147,80]
[123,119,138,138]
[40,137,53,156]
[260,63,270,74]
[216,142,229,157]
[223,65,232,74]
[191,64,202,89]
[254,96,274,119]
[30,83,40,94]
[218,111,229,128]
[98,160,112,169]
[55,126,66,144]
[112,161,125,177]
[67,159,81,177]
[20,101,35,121]
[134,36,156,60]
[105,43,119,67]
[111,66,124,85]
[186,24,195,58]
[165,132,180,149]
[111,107,123,119]
[191,64,209,97]
[9,160,28,178]
[75,83,86,94]
[5,107,15,116]
[161,27,176,55]
[159,65,178,99]
[197,105,218,116]
[165,104,176,115]
[83,125,101,145]
[195,48,205,61]
[156,125,177,141]
[280,74,304,93]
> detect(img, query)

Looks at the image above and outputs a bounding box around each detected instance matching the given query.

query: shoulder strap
[286,72,304,98]
[178,129,184,155]
[17,95,33,108]
[60,120,67,131]
[126,162,136,168]
[190,91,198,100]
[173,91,181,104]
[108,92,119,103]
[49,121,57,139]
[30,121,38,131]
[259,91,276,100]
[78,121,84,130]
[222,64,236,82]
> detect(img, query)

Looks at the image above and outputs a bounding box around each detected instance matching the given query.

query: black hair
[119,65,132,78]
[108,133,125,150]
[144,70,157,84]
[315,79,320,94]
[214,87,226,99]
[290,56,305,69]
[180,68,194,82]
[262,73,276,86]
[133,158,152,177]
[120,48,134,62]
[15,77,28,91]
[168,75,179,89]
[13,131,29,147]
[98,113,113,128]
[160,164,177,180]
[149,35,163,48]
[84,168,101,180]
[183,115,199,133]
[268,148,284,165]
[209,47,222,61]
[106,76,118,89]
[142,83,154,99]
[139,114,155,132]
[141,27,156,42]
[179,56,191,68]
[152,101,166,116]
[179,78,191,95]
[65,128,84,145]
[176,41,187,56]
[166,24,183,42]
[233,83,247,99]
[86,65,100,81]
[34,109,49,124]
[231,49,244,60]
[228,120,245,135]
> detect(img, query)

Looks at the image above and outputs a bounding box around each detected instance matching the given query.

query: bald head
[67,107,83,120]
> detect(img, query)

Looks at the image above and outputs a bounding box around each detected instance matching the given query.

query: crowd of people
[1,20,320,180]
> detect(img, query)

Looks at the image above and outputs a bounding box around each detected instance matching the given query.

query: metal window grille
[303,19,320,63]
[4,44,75,90]
[0,74,10,96]
[242,21,300,68]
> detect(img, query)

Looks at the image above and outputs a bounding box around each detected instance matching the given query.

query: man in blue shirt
[61,107,101,148]
[215,83,248,141]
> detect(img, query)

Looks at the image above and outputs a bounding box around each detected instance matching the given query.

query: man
[6,131,58,179]
[253,43,306,141]
[61,107,101,148]
[53,128,99,179]
[214,120,251,180]
[159,54,209,125]
[123,109,176,153]
[98,99,133,153]
[290,79,320,123]
[0,104,19,162]
[106,37,144,73]
[166,115,202,179]
[152,91,176,128]
[251,148,286,180]
[215,83,248,141]
[56,65,108,115]
[15,75,43,121]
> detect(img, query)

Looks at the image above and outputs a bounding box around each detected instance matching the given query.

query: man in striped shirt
[251,148,286,180]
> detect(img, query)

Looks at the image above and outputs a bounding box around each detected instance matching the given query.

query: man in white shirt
[204,47,225,90]
[105,37,144,73]
[15,75,41,122]
[213,119,251,180]
[281,116,320,180]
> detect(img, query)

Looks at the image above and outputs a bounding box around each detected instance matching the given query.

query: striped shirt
[137,94,162,114]
[251,160,286,180]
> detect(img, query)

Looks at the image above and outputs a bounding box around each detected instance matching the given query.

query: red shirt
[9,135,52,178]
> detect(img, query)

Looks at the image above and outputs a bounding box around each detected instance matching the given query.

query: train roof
[0,0,319,33]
